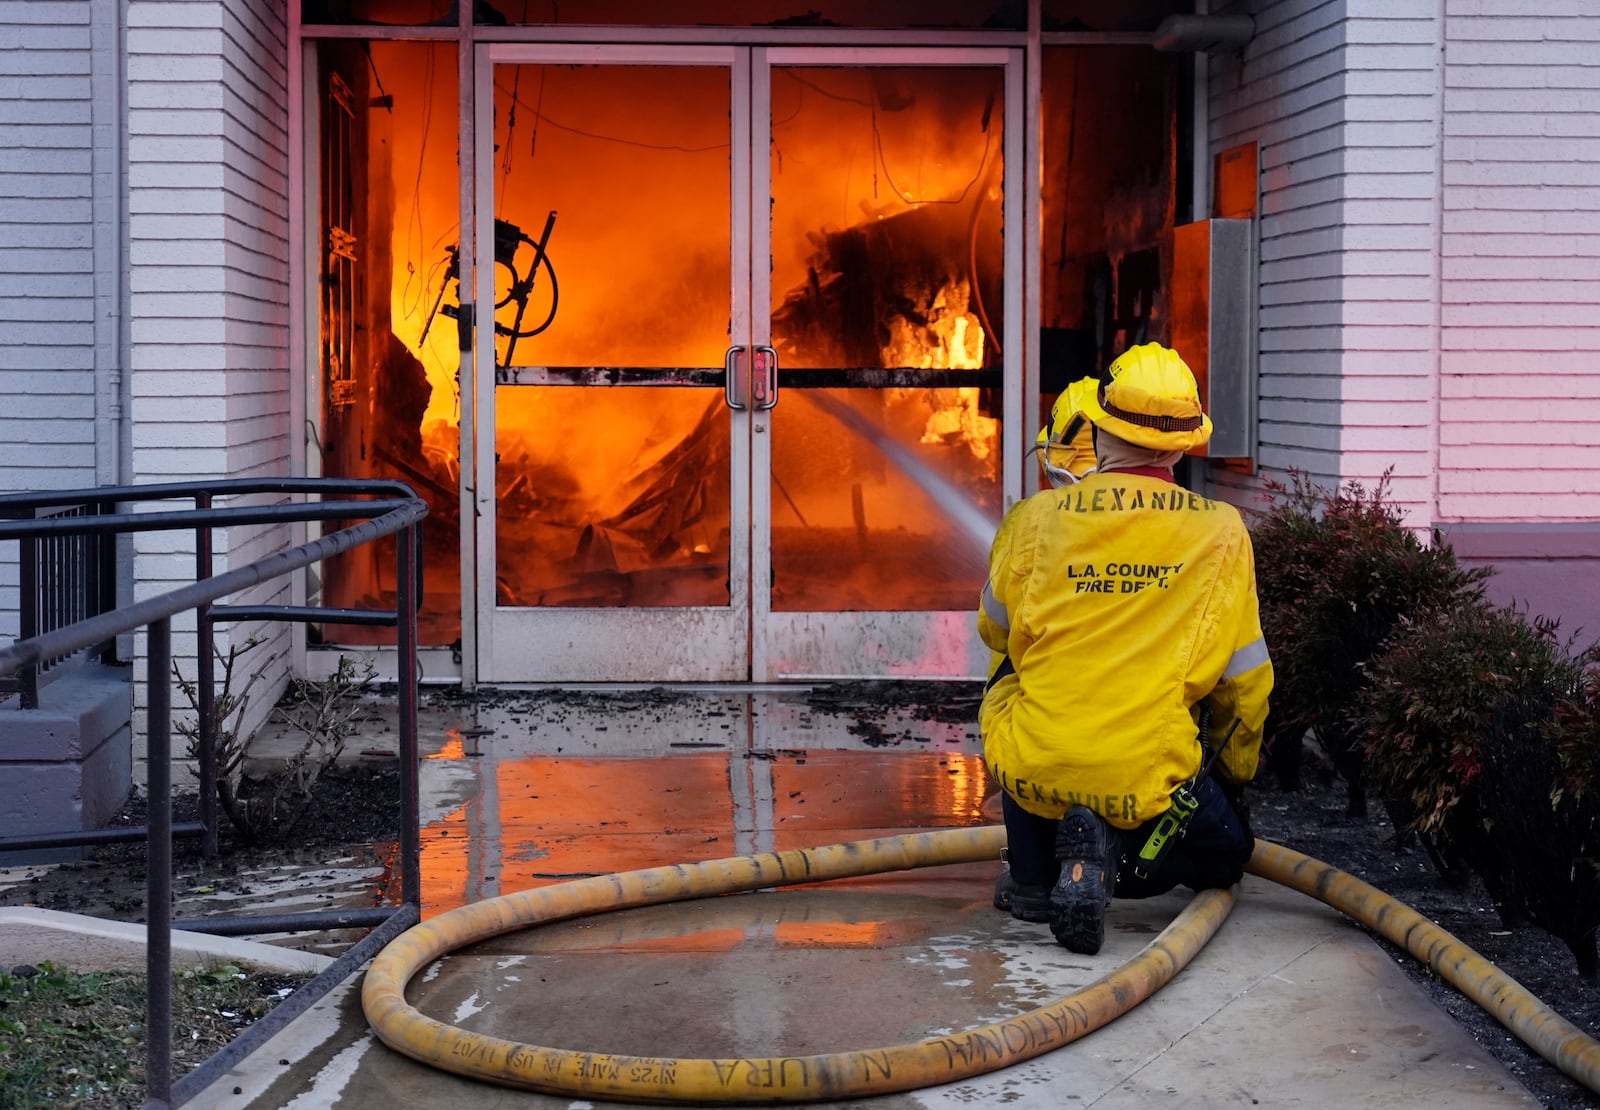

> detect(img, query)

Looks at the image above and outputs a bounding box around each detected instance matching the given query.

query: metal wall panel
[1171,217,1256,462]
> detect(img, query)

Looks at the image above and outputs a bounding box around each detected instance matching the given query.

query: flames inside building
[313,39,1177,649]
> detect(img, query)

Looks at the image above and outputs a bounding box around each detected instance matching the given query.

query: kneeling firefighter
[978,342,1273,954]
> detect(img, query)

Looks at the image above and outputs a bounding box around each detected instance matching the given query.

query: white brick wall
[0,0,105,640]
[1210,0,1600,533]
[126,0,293,758]
[1438,0,1600,522]
[1209,0,1351,500]
[1336,1,1441,519]
[1208,0,1446,520]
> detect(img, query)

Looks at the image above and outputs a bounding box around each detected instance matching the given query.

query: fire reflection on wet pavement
[221,683,993,957]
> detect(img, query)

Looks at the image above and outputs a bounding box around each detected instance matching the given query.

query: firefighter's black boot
[993,868,1052,922]
[1049,805,1117,954]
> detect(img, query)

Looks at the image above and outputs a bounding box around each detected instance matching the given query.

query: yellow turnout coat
[978,470,1273,829]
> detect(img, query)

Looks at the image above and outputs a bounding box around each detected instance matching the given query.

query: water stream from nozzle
[803,392,998,556]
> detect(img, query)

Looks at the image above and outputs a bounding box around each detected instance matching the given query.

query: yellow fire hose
[362,826,1235,1102]
[362,830,1600,1103]
[1252,839,1600,1092]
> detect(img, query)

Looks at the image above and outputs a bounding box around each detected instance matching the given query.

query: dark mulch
[0,765,405,924]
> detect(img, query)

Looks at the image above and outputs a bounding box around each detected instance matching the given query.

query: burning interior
[312,39,1177,650]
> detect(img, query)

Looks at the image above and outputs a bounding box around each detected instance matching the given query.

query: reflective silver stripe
[981,581,1009,631]
[1222,637,1270,679]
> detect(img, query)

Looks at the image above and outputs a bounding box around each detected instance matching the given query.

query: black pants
[1001,777,1252,899]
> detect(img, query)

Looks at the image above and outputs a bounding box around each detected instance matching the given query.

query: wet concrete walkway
[193,686,1539,1108]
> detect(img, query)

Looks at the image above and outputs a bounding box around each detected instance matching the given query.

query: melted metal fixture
[420,213,559,368]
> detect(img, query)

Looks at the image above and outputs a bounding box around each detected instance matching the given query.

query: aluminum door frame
[473,42,753,683]
[750,46,1024,683]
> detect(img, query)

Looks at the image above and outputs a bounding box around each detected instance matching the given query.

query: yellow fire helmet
[1080,342,1213,453]
[1033,376,1100,487]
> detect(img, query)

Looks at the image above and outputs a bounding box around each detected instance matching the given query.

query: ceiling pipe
[1153,13,1255,54]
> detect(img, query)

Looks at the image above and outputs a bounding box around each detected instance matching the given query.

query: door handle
[724,345,748,410]
[753,345,778,410]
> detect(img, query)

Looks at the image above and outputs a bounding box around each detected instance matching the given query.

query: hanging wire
[416,224,463,422]
[527,61,546,164]
[1054,52,1080,291]
[496,0,545,214]
[499,68,520,212]
[779,69,995,209]
[782,71,872,108]
[361,43,392,113]
[870,84,997,207]
[494,79,732,154]
[401,45,439,320]
[869,88,880,199]
[764,75,806,183]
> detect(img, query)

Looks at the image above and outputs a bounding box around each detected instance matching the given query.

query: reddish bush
[1247,471,1489,815]
[1548,651,1600,809]
[1358,602,1600,982]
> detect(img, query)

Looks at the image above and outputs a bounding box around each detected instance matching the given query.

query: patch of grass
[0,960,310,1109]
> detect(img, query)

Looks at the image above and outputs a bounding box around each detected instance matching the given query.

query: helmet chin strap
[1043,454,1096,489]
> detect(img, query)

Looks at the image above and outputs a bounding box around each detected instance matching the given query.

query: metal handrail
[0,476,420,706]
[0,498,120,706]
[0,476,421,513]
[0,478,428,1110]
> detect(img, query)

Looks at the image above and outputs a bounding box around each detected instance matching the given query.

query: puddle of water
[224,686,993,953]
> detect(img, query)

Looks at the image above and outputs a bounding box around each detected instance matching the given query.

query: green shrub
[1247,471,1490,815]
[1357,602,1600,981]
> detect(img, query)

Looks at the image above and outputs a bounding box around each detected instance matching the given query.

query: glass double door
[474,44,1018,683]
